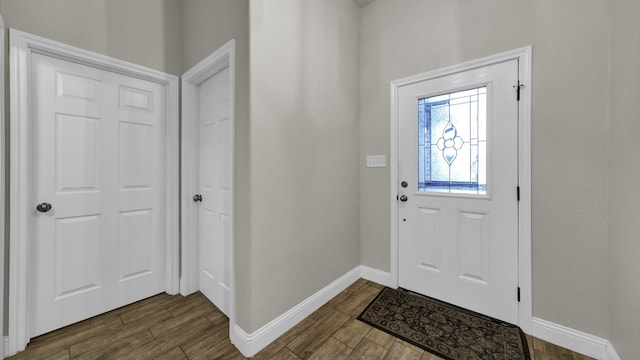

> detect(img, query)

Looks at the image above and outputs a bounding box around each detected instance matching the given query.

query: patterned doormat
[357,287,530,360]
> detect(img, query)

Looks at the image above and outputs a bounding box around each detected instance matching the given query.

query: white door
[196,67,233,315]
[398,59,519,324]
[31,52,166,336]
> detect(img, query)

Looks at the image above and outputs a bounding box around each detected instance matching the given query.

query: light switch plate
[366,155,386,168]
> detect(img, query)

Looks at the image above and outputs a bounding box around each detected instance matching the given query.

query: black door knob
[399,195,408,202]
[193,194,203,202]
[36,203,52,213]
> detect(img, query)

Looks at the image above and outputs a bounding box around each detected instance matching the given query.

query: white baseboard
[360,265,391,287]
[2,336,7,358]
[231,266,364,357]
[531,318,620,360]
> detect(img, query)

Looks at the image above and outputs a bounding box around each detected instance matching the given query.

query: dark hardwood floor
[7,279,594,359]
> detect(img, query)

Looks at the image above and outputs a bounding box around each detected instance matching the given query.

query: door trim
[390,47,532,332]
[7,30,180,355]
[180,39,236,333]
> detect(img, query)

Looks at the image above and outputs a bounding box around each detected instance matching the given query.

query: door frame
[390,47,532,332]
[180,39,236,331]
[7,30,180,355]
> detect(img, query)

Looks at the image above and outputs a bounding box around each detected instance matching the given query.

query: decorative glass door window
[418,86,487,194]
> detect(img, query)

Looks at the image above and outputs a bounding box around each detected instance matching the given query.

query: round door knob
[36,203,52,213]
[399,195,408,202]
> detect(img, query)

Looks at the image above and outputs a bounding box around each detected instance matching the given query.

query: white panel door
[197,67,232,315]
[398,59,519,324]
[31,53,166,336]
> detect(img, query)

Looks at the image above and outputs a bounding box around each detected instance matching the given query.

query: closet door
[196,67,233,316]
[30,52,167,336]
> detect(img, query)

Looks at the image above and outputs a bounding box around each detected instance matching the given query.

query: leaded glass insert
[418,87,487,194]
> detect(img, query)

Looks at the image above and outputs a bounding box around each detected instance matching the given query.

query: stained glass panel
[418,86,487,194]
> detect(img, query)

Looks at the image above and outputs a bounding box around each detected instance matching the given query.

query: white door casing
[181,39,236,328]
[390,47,532,331]
[8,30,179,355]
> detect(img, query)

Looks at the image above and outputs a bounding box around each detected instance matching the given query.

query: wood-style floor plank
[118,317,214,360]
[155,347,189,360]
[70,310,171,358]
[8,280,594,360]
[345,337,388,359]
[287,309,351,359]
[189,338,245,360]
[118,294,186,325]
[307,337,352,360]
[252,317,316,360]
[334,283,382,317]
[331,318,370,349]
[384,342,423,360]
[365,327,397,350]
[180,322,230,359]
[73,330,155,360]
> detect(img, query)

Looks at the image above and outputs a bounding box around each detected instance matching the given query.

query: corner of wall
[230,267,364,357]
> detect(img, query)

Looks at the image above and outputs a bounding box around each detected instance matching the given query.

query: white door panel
[197,67,232,315]
[31,53,166,336]
[398,59,519,324]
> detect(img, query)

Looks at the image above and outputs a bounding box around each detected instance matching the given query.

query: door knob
[193,194,203,202]
[399,195,408,202]
[36,202,52,213]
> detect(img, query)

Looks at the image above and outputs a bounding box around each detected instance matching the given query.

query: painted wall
[609,0,640,358]
[180,0,252,331]
[247,0,361,331]
[0,0,182,75]
[360,0,611,338]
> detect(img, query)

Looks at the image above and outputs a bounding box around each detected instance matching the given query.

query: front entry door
[197,67,232,316]
[31,52,167,336]
[398,59,520,324]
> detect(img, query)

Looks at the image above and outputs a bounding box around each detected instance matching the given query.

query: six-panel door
[198,67,232,316]
[32,53,166,336]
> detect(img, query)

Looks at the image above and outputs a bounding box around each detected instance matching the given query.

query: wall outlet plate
[366,155,386,168]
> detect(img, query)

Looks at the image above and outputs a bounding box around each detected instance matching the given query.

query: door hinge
[517,287,521,302]
[517,186,520,201]
[514,81,524,101]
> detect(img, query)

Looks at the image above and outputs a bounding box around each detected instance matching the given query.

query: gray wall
[609,0,640,358]
[180,0,252,331]
[360,0,611,338]
[247,0,361,332]
[0,0,182,75]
